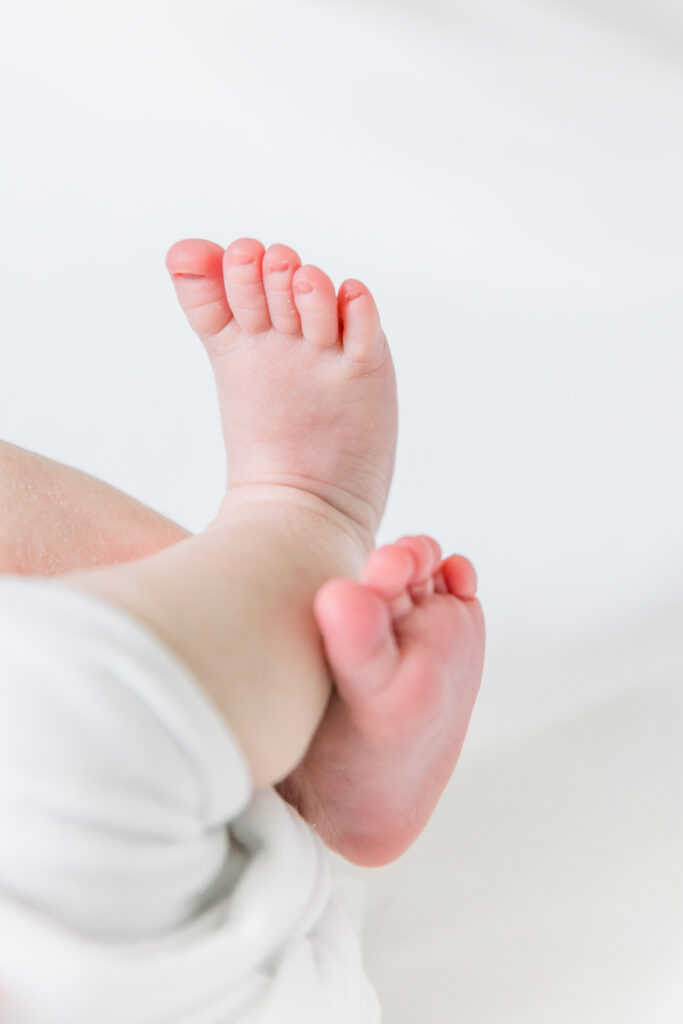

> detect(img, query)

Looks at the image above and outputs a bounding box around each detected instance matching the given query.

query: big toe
[166,239,233,342]
[314,579,399,713]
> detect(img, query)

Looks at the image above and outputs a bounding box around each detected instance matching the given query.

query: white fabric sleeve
[0,577,380,1024]
[0,576,252,938]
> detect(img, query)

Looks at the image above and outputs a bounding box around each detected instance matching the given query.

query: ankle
[215,484,373,574]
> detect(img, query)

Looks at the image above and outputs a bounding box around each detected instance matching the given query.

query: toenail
[269,260,290,273]
[344,287,364,301]
[294,280,314,294]
[229,251,256,265]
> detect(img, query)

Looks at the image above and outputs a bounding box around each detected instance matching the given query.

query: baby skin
[165,237,485,865]
[3,237,485,868]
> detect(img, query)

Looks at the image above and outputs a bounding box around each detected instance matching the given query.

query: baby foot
[276,536,485,867]
[166,237,397,549]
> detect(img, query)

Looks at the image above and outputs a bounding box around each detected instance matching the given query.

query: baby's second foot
[277,536,486,867]
[166,237,397,549]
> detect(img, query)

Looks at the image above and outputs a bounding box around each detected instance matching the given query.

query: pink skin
[280,536,485,867]
[166,236,397,543]
[166,236,485,866]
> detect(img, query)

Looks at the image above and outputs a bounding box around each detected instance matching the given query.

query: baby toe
[441,554,478,600]
[396,536,439,600]
[314,579,399,701]
[361,545,415,618]
[292,265,339,349]
[223,238,271,334]
[262,243,302,336]
[166,238,233,342]
[338,280,386,368]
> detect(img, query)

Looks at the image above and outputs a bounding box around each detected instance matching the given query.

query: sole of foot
[278,535,485,867]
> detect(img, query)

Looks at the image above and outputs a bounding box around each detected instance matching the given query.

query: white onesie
[0,578,380,1023]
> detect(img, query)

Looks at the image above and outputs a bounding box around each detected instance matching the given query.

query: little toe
[338,280,386,368]
[441,554,478,600]
[223,238,271,334]
[262,244,302,336]
[166,239,234,342]
[314,578,399,705]
[292,265,340,349]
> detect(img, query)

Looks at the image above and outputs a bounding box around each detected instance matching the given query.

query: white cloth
[0,578,380,1024]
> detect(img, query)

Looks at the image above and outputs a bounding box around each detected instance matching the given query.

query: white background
[1,1,682,1021]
